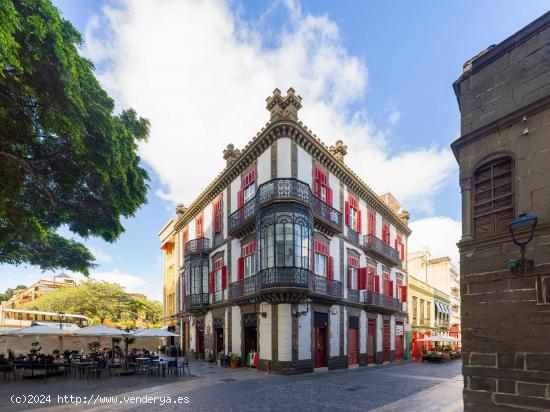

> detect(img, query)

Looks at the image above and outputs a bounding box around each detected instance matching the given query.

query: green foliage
[0,0,150,274]
[0,285,27,302]
[25,280,161,326]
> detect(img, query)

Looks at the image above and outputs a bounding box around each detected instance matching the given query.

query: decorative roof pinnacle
[223,143,241,166]
[266,87,302,121]
[329,139,348,162]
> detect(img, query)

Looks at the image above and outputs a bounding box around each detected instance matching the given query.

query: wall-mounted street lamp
[508,214,538,274]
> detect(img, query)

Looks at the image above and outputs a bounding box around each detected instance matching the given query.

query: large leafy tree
[26,280,160,326]
[0,0,150,274]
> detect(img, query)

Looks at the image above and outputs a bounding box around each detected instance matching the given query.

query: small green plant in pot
[229,354,240,368]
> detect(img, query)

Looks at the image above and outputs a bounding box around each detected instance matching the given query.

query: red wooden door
[197,330,205,357]
[314,327,327,368]
[383,320,390,361]
[348,328,358,365]
[215,327,224,358]
[367,319,376,363]
[395,335,403,360]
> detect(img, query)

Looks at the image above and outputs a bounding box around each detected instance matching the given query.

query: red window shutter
[374,276,380,293]
[400,243,405,261]
[313,168,321,197]
[237,189,244,207]
[359,268,367,290]
[356,210,362,233]
[389,280,394,297]
[250,169,256,184]
[222,265,227,290]
[209,271,214,293]
[401,285,407,302]
[328,256,334,279]
[327,187,333,206]
[368,210,375,235]
[237,257,244,280]
[345,201,350,226]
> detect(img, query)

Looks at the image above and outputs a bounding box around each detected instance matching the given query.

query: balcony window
[238,169,257,207]
[347,255,359,290]
[314,239,330,277]
[244,184,255,203]
[315,253,327,276]
[185,257,209,296]
[258,205,313,271]
[345,195,362,233]
[313,167,333,205]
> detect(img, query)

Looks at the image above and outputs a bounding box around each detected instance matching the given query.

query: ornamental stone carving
[329,139,348,162]
[266,87,302,121]
[399,210,410,224]
[223,143,241,166]
[176,203,188,217]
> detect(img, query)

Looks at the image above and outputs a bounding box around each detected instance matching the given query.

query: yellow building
[159,218,178,329]
[407,275,435,358]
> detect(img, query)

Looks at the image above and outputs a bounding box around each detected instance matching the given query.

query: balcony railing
[229,268,343,300]
[348,228,360,245]
[183,293,209,309]
[184,237,210,255]
[347,289,360,303]
[362,290,402,311]
[363,234,400,266]
[228,178,342,235]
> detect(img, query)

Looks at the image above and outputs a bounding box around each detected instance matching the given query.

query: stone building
[452,12,550,411]
[159,88,411,374]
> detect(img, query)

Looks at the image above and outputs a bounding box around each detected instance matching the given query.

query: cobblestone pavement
[0,360,463,412]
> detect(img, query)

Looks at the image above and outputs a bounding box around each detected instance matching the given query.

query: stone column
[460,177,473,242]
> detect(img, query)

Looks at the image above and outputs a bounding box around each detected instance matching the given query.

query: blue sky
[1,0,548,301]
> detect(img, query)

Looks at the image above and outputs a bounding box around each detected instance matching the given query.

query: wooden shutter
[221,265,227,289]
[382,222,390,244]
[327,187,333,206]
[313,167,321,197]
[389,280,394,297]
[374,276,380,293]
[237,257,244,280]
[237,189,244,207]
[209,271,214,293]
[356,210,362,233]
[473,157,513,238]
[328,256,334,279]
[368,210,376,235]
[401,285,407,302]
[359,268,367,290]
[345,201,350,226]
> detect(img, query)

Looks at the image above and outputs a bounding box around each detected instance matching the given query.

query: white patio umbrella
[3,325,72,336]
[71,325,128,337]
[131,328,179,338]
[417,335,460,343]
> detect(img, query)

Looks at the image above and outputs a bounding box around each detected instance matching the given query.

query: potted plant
[229,354,240,368]
[88,342,100,354]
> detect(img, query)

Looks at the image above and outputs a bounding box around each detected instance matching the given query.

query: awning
[444,305,451,315]
[435,301,442,313]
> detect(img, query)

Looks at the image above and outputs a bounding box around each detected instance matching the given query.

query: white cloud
[88,246,112,263]
[408,216,461,265]
[83,0,455,213]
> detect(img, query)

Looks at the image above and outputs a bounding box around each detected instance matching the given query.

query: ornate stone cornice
[173,120,412,236]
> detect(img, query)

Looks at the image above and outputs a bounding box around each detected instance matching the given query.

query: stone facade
[452,12,550,411]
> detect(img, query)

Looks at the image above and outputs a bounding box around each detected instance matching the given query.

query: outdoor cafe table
[13,361,66,379]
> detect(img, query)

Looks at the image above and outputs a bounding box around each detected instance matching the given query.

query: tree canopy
[26,280,162,327]
[0,0,150,274]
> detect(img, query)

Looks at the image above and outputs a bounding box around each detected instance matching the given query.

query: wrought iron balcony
[183,293,209,311]
[362,234,401,267]
[184,237,210,255]
[348,228,360,245]
[362,290,402,312]
[347,289,360,303]
[228,178,342,236]
[229,268,343,303]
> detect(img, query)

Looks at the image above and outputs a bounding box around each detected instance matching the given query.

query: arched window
[473,156,514,238]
